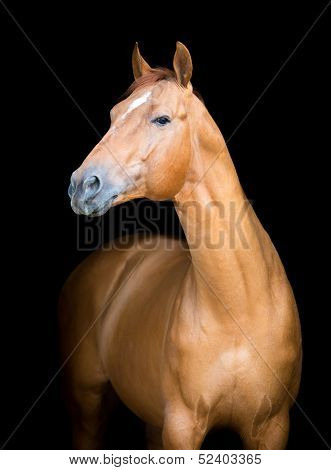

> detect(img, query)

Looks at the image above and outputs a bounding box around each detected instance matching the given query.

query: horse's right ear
[132,43,153,80]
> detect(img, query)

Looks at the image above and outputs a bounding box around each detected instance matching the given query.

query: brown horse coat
[60,43,302,449]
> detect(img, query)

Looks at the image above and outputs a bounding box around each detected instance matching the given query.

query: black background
[0,1,330,450]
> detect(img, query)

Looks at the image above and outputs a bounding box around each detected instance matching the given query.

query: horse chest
[163,306,289,422]
[165,316,251,401]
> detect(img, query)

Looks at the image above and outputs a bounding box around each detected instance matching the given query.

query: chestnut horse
[59,43,302,449]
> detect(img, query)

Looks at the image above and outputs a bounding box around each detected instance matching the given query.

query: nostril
[83,175,102,198]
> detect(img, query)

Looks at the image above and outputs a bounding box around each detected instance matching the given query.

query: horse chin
[88,194,119,217]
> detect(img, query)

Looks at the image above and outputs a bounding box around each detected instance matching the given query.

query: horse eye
[152,116,171,127]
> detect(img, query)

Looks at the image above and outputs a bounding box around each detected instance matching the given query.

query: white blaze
[121,91,152,120]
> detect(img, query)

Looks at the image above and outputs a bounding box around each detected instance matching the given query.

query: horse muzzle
[68,170,118,216]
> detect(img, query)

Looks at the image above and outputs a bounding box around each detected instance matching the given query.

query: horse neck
[174,98,282,316]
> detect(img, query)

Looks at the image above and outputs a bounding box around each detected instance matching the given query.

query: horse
[59,42,302,450]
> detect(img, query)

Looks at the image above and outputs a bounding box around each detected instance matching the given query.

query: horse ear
[132,42,153,80]
[173,42,193,88]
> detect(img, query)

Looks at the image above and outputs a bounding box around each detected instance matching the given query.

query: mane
[125,67,204,102]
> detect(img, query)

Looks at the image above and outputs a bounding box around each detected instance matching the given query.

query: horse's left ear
[173,42,193,88]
